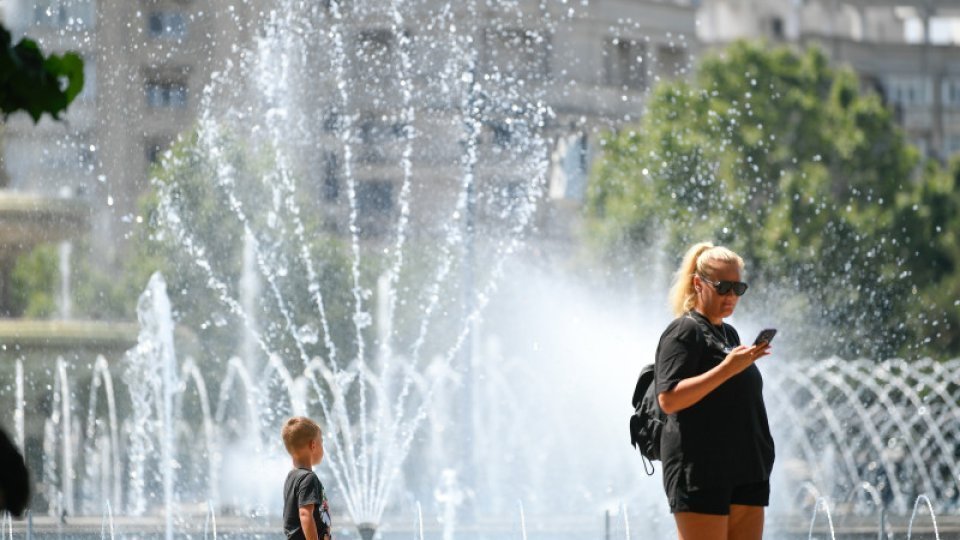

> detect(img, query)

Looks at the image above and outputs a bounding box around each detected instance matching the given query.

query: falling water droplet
[297,324,319,345]
[354,311,372,329]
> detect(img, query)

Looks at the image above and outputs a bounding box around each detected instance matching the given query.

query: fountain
[2,1,960,539]
[142,0,554,535]
[765,357,960,514]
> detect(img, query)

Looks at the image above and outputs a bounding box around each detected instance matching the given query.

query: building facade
[697,0,960,160]
[0,0,702,260]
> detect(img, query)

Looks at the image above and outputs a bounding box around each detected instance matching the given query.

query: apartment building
[0,0,263,261]
[698,0,960,160]
[1,0,701,257]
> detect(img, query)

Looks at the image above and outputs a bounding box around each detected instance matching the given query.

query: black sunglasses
[699,275,749,296]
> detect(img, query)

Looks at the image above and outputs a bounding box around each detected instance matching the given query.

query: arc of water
[14,360,24,453]
[519,500,528,540]
[849,482,889,540]
[374,97,552,521]
[834,482,889,539]
[762,375,831,492]
[3,512,12,540]
[380,0,417,359]
[309,356,402,522]
[907,494,940,540]
[199,104,380,517]
[416,501,425,540]
[84,356,122,512]
[154,188,280,363]
[179,358,219,507]
[303,359,364,521]
[100,501,115,540]
[155,174,366,496]
[780,364,873,505]
[372,29,489,517]
[178,109,378,513]
[405,44,482,366]
[204,501,218,540]
[792,482,823,510]
[378,50,482,510]
[196,117,316,372]
[193,32,372,523]
[50,358,75,517]
[621,503,631,540]
[921,358,960,421]
[807,497,837,540]
[262,355,307,416]
[369,0,419,509]
[380,13,554,491]
[249,9,340,368]
[827,360,942,508]
[322,0,376,516]
[214,358,264,456]
[872,359,960,496]
[334,357,405,522]
[798,361,908,508]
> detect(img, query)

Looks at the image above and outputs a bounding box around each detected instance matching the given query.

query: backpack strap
[641,453,655,476]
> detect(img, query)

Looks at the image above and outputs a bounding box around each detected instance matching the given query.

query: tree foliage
[587,41,960,359]
[0,24,84,122]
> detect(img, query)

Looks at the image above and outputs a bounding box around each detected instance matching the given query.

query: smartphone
[753,328,777,346]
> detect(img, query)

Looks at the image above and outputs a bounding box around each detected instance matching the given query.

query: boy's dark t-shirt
[283,467,331,540]
[654,311,775,490]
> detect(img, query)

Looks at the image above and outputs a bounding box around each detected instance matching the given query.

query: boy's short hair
[282,416,322,453]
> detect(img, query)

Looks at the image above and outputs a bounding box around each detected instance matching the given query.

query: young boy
[282,417,332,540]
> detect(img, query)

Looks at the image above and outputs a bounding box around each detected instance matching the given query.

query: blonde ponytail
[668,242,745,316]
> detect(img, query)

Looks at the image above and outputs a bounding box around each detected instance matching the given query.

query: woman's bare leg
[674,512,728,540]
[727,505,764,540]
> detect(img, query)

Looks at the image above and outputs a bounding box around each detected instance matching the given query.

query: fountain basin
[0,319,138,351]
[0,192,88,251]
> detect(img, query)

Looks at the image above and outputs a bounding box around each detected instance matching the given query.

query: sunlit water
[2,0,959,539]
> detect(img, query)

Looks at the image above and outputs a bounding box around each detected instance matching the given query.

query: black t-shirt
[654,311,775,489]
[283,468,331,540]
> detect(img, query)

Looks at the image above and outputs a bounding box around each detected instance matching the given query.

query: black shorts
[668,479,770,515]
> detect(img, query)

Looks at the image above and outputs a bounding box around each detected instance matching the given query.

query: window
[322,152,340,202]
[356,116,405,164]
[885,76,932,106]
[484,28,550,82]
[145,137,171,166]
[145,79,188,109]
[943,78,960,107]
[79,57,96,101]
[355,29,394,63]
[657,45,687,78]
[352,29,398,102]
[770,17,785,40]
[488,122,512,148]
[322,111,341,133]
[946,134,960,157]
[603,38,646,90]
[33,0,94,29]
[356,181,394,236]
[148,12,188,40]
[549,133,588,201]
[353,29,395,80]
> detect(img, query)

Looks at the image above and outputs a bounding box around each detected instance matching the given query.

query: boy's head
[282,416,323,464]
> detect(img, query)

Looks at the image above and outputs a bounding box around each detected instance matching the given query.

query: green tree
[9,244,58,317]
[1,24,84,121]
[126,129,359,368]
[587,40,959,359]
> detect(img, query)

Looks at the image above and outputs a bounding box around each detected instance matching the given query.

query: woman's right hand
[722,343,772,375]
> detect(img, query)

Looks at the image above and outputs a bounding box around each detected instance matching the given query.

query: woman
[655,242,775,540]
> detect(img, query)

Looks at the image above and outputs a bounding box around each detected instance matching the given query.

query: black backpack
[629,363,666,475]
